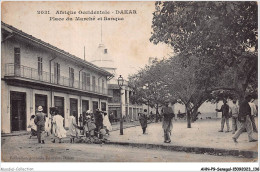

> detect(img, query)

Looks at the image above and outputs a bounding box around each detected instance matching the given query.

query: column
[126,89,129,121]
[121,87,126,117]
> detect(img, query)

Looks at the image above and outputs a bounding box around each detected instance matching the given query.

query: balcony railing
[5,63,108,95]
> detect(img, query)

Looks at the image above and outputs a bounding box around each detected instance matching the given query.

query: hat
[86,110,91,114]
[38,106,43,112]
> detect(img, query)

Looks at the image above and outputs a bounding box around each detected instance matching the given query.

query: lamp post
[118,75,124,135]
[143,84,149,117]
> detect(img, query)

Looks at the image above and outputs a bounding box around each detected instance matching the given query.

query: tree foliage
[150,1,257,101]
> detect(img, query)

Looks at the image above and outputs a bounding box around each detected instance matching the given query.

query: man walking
[216,100,230,132]
[34,106,46,144]
[249,99,258,133]
[230,100,239,134]
[161,102,174,143]
[139,109,148,134]
[232,95,257,143]
[94,109,103,139]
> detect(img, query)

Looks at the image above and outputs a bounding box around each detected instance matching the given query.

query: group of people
[216,95,258,143]
[28,106,112,144]
[28,106,67,144]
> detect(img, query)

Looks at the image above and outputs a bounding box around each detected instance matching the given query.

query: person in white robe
[103,112,112,135]
[52,113,67,143]
[68,114,78,143]
[45,115,52,136]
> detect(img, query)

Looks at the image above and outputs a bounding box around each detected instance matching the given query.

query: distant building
[90,43,144,121]
[1,22,113,133]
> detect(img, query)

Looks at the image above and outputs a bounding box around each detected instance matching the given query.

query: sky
[1,1,233,113]
[2,1,172,78]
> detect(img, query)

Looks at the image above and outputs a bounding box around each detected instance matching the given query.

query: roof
[1,21,113,77]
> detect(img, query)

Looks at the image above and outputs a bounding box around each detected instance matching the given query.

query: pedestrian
[232,95,257,143]
[45,114,52,136]
[249,99,258,133]
[216,99,230,132]
[155,109,160,122]
[109,112,115,124]
[68,113,78,143]
[52,110,67,143]
[94,109,103,139]
[79,114,83,128]
[34,106,46,144]
[103,112,112,135]
[139,109,148,134]
[28,115,37,139]
[161,102,174,143]
[230,100,239,134]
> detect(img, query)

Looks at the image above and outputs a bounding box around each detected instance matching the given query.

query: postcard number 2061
[37,11,50,14]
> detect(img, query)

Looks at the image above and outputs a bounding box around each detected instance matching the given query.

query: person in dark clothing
[34,106,46,144]
[94,109,103,139]
[232,95,257,143]
[216,100,230,132]
[139,109,148,134]
[162,102,175,143]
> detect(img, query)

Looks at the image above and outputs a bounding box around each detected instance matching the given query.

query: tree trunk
[191,107,200,122]
[155,103,159,122]
[185,105,191,128]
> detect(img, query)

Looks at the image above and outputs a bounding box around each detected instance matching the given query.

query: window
[14,48,21,76]
[86,73,90,87]
[104,49,108,54]
[102,79,105,94]
[38,57,43,76]
[54,62,60,84]
[92,76,96,92]
[82,72,87,90]
[69,67,74,87]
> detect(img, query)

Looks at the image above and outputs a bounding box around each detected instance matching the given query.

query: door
[11,91,26,132]
[101,102,106,111]
[54,96,64,117]
[92,101,98,114]
[70,98,78,123]
[35,94,47,114]
[82,100,89,113]
[14,48,21,76]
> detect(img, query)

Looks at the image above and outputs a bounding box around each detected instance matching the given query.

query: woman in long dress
[52,112,67,143]
[68,114,77,143]
[103,112,112,135]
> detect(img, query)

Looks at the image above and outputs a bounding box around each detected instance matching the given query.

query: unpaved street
[1,135,255,162]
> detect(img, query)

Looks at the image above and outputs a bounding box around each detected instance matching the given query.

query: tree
[128,62,174,119]
[150,1,257,103]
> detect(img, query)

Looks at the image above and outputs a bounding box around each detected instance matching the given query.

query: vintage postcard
[1,1,258,171]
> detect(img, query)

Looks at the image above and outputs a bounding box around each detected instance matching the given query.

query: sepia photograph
[1,0,259,171]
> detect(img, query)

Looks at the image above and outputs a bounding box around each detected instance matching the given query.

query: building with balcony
[90,43,144,121]
[1,22,113,133]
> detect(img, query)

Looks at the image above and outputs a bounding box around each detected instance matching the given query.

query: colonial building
[1,22,113,133]
[90,43,144,121]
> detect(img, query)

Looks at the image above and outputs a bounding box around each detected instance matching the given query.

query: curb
[1,132,30,137]
[106,141,258,159]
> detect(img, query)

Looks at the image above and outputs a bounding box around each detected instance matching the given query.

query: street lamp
[118,75,124,135]
[143,84,149,117]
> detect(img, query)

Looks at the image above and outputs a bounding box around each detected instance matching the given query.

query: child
[103,112,112,135]
[28,115,37,138]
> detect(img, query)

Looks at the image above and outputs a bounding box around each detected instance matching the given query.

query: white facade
[1,22,112,133]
